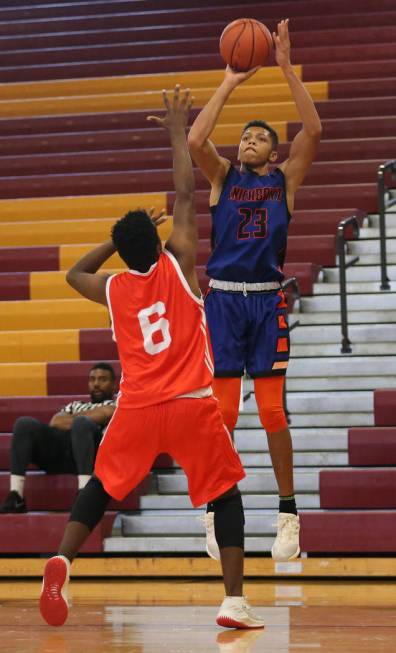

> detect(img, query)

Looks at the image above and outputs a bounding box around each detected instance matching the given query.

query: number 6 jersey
[106,249,214,408]
[207,166,291,283]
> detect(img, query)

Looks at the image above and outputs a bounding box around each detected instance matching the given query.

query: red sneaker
[40,556,70,627]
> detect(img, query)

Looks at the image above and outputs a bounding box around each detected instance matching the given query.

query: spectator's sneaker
[40,555,70,627]
[0,490,26,513]
[200,511,220,560]
[271,513,300,562]
[216,597,265,629]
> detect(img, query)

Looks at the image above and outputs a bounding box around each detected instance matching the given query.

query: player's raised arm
[188,66,259,189]
[147,85,200,293]
[66,241,115,305]
[275,19,322,206]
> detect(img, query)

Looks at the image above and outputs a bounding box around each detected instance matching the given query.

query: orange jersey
[106,250,214,408]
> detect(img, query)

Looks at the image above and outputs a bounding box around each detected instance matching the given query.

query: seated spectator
[0,362,117,513]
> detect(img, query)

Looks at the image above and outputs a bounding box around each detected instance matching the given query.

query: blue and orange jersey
[207,165,291,283]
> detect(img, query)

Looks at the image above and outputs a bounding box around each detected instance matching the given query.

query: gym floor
[1,579,396,652]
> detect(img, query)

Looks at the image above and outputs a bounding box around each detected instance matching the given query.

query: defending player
[39,86,264,630]
[188,20,322,560]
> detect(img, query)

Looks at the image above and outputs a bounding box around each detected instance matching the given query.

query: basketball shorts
[94,396,245,507]
[204,288,290,378]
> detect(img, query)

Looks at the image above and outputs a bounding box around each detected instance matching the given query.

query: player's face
[238,127,277,167]
[88,369,115,403]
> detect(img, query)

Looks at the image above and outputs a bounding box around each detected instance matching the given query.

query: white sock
[10,475,25,497]
[78,475,91,490]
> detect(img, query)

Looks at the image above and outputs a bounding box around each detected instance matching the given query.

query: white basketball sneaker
[216,596,265,629]
[201,511,220,561]
[271,513,300,562]
[40,555,70,626]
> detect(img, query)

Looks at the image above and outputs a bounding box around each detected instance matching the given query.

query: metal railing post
[337,216,360,354]
[377,160,396,291]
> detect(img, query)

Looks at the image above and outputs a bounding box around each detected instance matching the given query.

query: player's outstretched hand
[273,19,291,69]
[147,206,168,227]
[147,85,193,131]
[224,64,261,88]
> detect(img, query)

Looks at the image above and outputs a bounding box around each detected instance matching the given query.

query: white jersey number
[137,301,171,355]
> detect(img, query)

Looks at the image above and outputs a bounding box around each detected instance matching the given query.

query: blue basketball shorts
[204,288,290,378]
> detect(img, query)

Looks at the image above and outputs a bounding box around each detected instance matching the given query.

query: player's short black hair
[111,210,161,272]
[242,120,279,151]
[90,362,116,381]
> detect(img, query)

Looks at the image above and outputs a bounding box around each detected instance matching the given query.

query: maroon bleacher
[374,390,396,427]
[348,428,396,466]
[300,511,396,552]
[320,469,396,509]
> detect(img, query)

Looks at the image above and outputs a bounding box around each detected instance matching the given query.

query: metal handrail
[337,215,360,354]
[377,159,396,290]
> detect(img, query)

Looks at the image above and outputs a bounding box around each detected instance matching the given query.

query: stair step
[348,238,396,255]
[301,293,396,312]
[121,512,282,536]
[139,493,320,510]
[235,428,347,451]
[244,391,373,413]
[104,536,274,553]
[290,344,396,357]
[313,281,396,294]
[287,357,396,377]
[156,471,320,494]
[286,375,396,391]
[290,323,396,343]
[323,264,396,283]
[295,310,396,325]
[237,413,374,428]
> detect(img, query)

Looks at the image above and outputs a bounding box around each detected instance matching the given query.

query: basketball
[219,18,273,71]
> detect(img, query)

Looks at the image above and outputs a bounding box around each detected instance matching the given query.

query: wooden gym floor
[1,578,396,652]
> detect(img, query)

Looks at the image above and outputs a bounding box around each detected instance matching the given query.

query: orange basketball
[219,18,273,71]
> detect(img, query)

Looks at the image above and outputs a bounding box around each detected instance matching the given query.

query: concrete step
[139,493,320,510]
[121,512,285,536]
[234,428,347,452]
[156,470,320,494]
[286,375,396,391]
[291,343,396,357]
[360,227,396,239]
[104,536,274,553]
[341,254,396,266]
[244,390,373,413]
[301,293,396,312]
[237,412,373,427]
[312,281,396,294]
[290,323,396,343]
[240,452,348,467]
[369,214,396,230]
[295,310,396,325]
[323,264,396,282]
[286,357,396,378]
[348,239,396,255]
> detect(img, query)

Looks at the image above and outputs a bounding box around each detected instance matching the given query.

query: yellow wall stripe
[0,66,303,100]
[0,362,47,396]
[0,193,167,223]
[0,330,80,363]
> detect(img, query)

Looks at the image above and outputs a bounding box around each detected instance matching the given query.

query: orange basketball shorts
[94,396,245,507]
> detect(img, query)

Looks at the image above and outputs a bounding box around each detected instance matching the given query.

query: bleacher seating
[0,0,395,554]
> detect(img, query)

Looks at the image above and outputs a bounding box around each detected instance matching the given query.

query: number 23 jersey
[106,249,214,409]
[207,165,291,283]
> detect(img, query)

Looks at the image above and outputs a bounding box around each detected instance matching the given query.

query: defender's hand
[147,206,168,227]
[273,19,291,69]
[147,85,193,131]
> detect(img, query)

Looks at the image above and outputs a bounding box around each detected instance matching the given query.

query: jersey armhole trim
[105,274,117,341]
[275,166,293,223]
[163,249,204,306]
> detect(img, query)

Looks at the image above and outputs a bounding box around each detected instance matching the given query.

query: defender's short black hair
[242,120,279,151]
[111,210,160,272]
[90,362,116,381]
